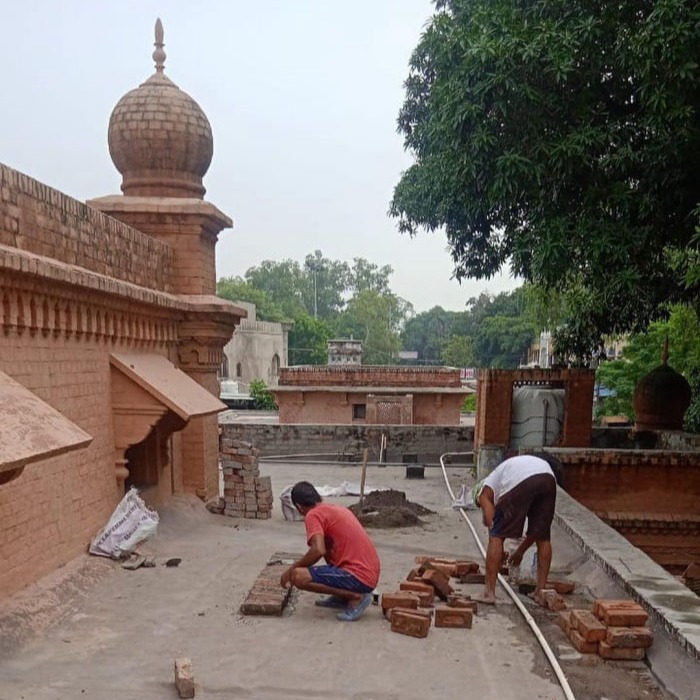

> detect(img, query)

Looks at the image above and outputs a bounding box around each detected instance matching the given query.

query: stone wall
[1,164,175,292]
[219,422,474,463]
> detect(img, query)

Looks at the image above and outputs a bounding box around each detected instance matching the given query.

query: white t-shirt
[482,455,554,504]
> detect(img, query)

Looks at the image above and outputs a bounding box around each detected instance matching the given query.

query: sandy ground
[0,463,673,700]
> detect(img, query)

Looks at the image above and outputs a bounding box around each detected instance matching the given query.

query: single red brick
[434,607,472,628]
[598,640,646,660]
[605,627,653,649]
[447,595,477,612]
[421,569,454,601]
[569,629,599,654]
[601,606,648,628]
[406,568,421,581]
[592,599,639,617]
[546,579,576,595]
[381,592,419,615]
[542,589,567,611]
[391,610,431,638]
[558,611,573,635]
[571,609,607,643]
[387,606,432,623]
[400,581,434,595]
[459,573,486,585]
[454,561,481,576]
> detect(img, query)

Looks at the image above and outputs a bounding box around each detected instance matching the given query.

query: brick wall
[547,448,700,515]
[475,368,595,451]
[278,365,463,388]
[220,422,474,463]
[1,164,175,291]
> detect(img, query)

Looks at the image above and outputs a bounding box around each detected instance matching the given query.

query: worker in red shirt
[280,481,381,622]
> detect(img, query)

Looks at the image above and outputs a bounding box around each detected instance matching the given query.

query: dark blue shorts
[309,565,373,593]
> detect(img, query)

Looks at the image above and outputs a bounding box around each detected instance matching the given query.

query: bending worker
[472,453,562,605]
[280,481,380,622]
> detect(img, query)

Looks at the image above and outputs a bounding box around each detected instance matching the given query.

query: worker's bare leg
[473,536,503,605]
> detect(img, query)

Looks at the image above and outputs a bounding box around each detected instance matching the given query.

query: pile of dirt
[349,489,434,529]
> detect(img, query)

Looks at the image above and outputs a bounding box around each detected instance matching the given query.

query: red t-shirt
[304,503,380,589]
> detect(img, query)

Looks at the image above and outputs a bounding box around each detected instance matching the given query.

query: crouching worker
[472,453,562,606]
[280,481,380,622]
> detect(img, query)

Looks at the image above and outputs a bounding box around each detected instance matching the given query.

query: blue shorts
[309,565,373,593]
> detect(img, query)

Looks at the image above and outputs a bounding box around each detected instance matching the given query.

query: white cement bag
[280,484,305,522]
[89,487,159,558]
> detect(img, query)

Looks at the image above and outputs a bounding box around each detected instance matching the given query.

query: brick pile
[239,552,301,615]
[383,556,481,638]
[559,599,653,660]
[219,438,273,519]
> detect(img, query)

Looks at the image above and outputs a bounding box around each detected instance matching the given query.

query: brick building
[0,21,244,598]
[272,366,469,425]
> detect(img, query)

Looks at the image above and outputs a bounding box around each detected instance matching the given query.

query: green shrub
[249,379,278,411]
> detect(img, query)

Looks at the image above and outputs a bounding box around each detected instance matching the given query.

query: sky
[1,0,518,313]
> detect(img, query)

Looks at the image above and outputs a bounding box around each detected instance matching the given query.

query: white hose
[439,453,577,700]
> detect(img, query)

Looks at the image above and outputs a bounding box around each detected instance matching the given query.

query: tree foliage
[392,0,700,356]
[249,379,278,411]
[216,277,286,322]
[596,305,700,426]
[218,251,410,366]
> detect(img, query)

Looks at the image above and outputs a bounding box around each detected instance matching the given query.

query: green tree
[288,312,333,365]
[392,0,700,357]
[348,258,393,295]
[216,276,286,322]
[249,379,278,411]
[401,305,460,363]
[244,260,307,319]
[441,334,473,368]
[472,315,536,368]
[335,290,413,364]
[303,250,350,321]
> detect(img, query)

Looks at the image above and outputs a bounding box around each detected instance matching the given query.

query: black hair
[534,452,566,489]
[290,481,322,508]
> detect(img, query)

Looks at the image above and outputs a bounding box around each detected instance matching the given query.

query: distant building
[221,302,290,391]
[272,366,470,425]
[327,338,362,365]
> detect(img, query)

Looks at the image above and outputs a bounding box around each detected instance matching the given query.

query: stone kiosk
[0,21,244,599]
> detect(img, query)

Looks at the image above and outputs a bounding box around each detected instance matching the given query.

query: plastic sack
[279,485,305,522]
[89,487,159,558]
[509,548,538,584]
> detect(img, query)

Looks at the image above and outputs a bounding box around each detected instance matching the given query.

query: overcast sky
[1,1,517,313]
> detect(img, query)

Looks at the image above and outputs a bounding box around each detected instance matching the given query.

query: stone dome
[633,339,692,431]
[108,19,213,198]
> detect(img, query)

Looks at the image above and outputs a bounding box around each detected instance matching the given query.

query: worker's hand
[280,567,293,589]
[507,550,523,568]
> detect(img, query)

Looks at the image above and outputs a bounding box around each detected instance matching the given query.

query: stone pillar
[474,369,514,454]
[177,313,242,499]
[87,197,231,295]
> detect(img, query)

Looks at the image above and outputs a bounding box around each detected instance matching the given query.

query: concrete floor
[0,463,673,700]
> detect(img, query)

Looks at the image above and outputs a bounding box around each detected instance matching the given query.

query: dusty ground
[0,463,674,700]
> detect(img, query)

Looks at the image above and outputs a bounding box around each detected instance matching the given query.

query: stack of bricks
[559,599,653,660]
[220,438,273,519]
[383,556,481,638]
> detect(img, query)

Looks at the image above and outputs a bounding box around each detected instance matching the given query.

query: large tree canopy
[392,0,700,356]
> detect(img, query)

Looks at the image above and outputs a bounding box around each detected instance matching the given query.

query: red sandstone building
[273,366,469,425]
[0,21,244,599]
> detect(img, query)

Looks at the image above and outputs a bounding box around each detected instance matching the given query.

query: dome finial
[153,18,166,73]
